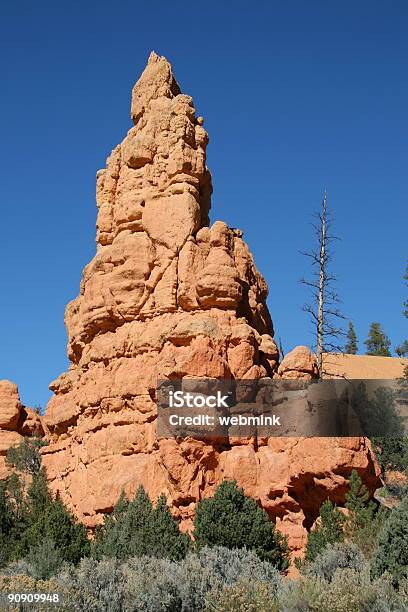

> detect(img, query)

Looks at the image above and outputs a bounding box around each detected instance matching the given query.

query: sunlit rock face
[1,52,377,562]
[0,380,45,478]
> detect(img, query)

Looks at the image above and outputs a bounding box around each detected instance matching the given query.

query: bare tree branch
[299,190,346,377]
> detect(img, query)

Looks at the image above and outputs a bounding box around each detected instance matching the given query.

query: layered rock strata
[0,53,380,561]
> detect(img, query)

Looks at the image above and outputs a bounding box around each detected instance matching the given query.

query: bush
[323,566,403,612]
[304,500,344,563]
[56,548,283,612]
[57,557,127,612]
[123,556,182,612]
[371,493,408,585]
[1,559,33,576]
[176,546,283,611]
[193,480,289,570]
[371,437,408,472]
[93,487,189,561]
[60,556,183,612]
[344,469,385,559]
[385,480,408,500]
[0,573,64,611]
[279,575,327,611]
[304,542,365,582]
[205,579,279,612]
[26,537,63,579]
[280,566,404,612]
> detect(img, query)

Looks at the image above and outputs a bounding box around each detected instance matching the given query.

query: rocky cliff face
[0,53,380,562]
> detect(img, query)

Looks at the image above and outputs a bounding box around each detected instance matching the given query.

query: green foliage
[123,557,183,612]
[176,546,283,611]
[279,575,327,611]
[149,493,191,560]
[6,437,47,475]
[396,339,408,357]
[26,537,63,580]
[93,485,152,560]
[17,472,89,565]
[25,469,53,520]
[305,500,344,563]
[6,544,408,611]
[344,321,358,354]
[6,472,26,527]
[24,501,88,565]
[0,482,15,566]
[56,548,284,612]
[321,566,401,612]
[93,486,189,561]
[0,573,64,612]
[304,542,364,582]
[280,565,405,612]
[193,480,289,570]
[364,322,391,356]
[344,469,375,537]
[371,493,408,585]
[58,557,129,612]
[205,579,279,612]
[351,382,405,442]
[372,437,408,472]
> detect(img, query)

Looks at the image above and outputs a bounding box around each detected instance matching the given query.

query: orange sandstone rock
[1,53,380,562]
[0,380,45,478]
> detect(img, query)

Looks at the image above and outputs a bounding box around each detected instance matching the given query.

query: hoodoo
[1,53,380,561]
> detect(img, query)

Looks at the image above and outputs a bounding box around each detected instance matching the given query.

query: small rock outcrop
[0,53,380,562]
[0,380,45,478]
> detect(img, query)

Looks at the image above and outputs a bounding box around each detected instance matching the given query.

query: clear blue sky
[0,1,407,408]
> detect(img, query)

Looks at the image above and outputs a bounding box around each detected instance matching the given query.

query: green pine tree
[395,340,408,358]
[304,500,344,563]
[0,482,15,565]
[345,321,358,354]
[5,472,28,554]
[25,468,53,521]
[193,480,289,570]
[364,322,391,356]
[93,485,152,559]
[2,439,89,567]
[149,494,190,560]
[345,470,370,514]
[344,469,378,556]
[6,437,47,475]
[371,493,408,585]
[93,486,189,561]
[16,470,89,565]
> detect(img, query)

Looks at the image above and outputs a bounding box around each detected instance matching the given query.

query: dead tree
[299,191,345,376]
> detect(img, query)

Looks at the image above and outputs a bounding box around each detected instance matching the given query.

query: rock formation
[0,53,380,563]
[0,380,45,478]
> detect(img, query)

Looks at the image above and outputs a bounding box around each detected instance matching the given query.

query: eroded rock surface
[0,53,380,562]
[0,380,45,478]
